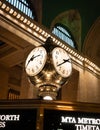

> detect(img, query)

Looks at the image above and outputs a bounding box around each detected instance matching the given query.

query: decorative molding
[0,0,100,77]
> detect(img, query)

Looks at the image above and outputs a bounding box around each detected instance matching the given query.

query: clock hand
[26,54,40,67]
[57,59,70,66]
[32,54,40,59]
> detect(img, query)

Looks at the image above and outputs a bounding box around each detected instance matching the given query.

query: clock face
[52,47,72,78]
[25,46,47,76]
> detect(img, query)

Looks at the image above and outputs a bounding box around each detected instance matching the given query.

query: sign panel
[0,109,37,130]
[43,109,100,130]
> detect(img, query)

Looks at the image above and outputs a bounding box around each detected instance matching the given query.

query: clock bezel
[52,47,72,78]
[25,46,47,76]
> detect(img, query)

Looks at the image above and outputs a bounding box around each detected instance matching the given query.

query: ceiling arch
[50,9,81,51]
[83,17,100,67]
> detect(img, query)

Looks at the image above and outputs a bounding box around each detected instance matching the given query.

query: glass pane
[6,0,34,19]
[52,25,75,48]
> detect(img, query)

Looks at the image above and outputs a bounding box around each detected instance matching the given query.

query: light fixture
[38,85,58,100]
[43,96,53,100]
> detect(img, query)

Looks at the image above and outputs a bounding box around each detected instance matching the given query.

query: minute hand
[57,59,70,66]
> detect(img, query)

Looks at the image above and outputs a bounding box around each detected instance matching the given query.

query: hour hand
[57,59,70,66]
[26,54,40,67]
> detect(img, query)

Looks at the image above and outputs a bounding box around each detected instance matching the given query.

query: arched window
[52,24,77,49]
[6,0,34,19]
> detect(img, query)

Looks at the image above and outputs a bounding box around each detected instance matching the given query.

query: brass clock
[25,37,72,100]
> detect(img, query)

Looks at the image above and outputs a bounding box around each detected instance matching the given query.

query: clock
[25,46,47,76]
[52,47,72,78]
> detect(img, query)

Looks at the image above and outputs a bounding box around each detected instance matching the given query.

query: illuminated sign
[43,109,100,130]
[61,116,100,130]
[0,109,37,129]
[0,114,20,128]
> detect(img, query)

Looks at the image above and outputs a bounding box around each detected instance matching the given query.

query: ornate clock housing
[25,46,47,76]
[52,47,72,78]
[25,37,72,100]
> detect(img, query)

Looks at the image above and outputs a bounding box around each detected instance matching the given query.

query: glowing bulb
[43,96,53,100]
